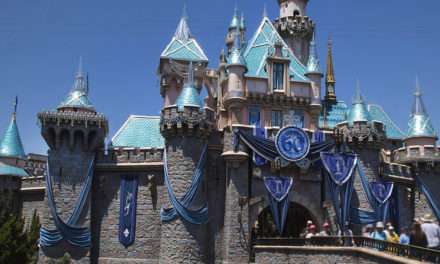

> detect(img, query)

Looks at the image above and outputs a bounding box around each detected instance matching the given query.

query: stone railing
[393,145,440,164]
[96,148,163,164]
[247,92,311,107]
[254,237,440,263]
[273,15,314,38]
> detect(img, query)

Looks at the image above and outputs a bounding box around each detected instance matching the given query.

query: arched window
[293,10,300,17]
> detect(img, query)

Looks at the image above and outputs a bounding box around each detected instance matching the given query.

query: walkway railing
[254,236,440,263]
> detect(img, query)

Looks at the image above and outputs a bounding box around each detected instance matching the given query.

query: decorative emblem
[275,126,310,162]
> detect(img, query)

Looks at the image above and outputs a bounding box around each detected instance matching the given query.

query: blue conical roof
[176,62,203,111]
[0,111,26,159]
[58,58,95,111]
[347,84,371,125]
[227,26,246,67]
[407,81,436,138]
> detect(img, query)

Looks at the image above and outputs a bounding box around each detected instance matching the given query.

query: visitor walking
[370,222,387,241]
[399,227,410,245]
[410,221,428,248]
[362,224,373,237]
[421,214,440,249]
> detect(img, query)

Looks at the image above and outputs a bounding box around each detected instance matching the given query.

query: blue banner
[119,175,138,247]
[370,181,394,205]
[264,177,293,234]
[320,152,357,185]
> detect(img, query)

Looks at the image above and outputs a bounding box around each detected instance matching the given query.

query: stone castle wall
[91,170,163,263]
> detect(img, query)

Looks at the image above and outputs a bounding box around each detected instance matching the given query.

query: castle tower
[224,26,247,126]
[336,85,385,213]
[158,9,214,263]
[393,80,440,221]
[274,0,314,65]
[37,59,108,262]
[225,7,241,55]
[304,31,323,128]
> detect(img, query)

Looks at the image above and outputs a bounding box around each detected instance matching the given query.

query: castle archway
[253,202,316,238]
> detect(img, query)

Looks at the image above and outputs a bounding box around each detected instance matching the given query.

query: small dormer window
[293,10,300,17]
[273,63,284,91]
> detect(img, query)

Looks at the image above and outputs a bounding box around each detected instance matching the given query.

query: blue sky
[1,0,440,154]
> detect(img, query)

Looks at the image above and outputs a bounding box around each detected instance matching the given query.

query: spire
[0,97,26,158]
[240,12,246,31]
[306,31,320,73]
[325,37,336,101]
[174,4,191,41]
[263,4,268,18]
[229,5,239,30]
[347,81,371,125]
[407,78,436,138]
[175,62,203,111]
[58,58,95,111]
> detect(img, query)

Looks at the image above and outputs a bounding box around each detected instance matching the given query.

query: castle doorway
[253,202,315,238]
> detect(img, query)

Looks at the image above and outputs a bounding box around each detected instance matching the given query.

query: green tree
[27,210,41,263]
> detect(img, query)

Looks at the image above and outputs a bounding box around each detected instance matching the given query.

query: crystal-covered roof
[347,85,371,124]
[368,104,405,139]
[0,162,28,177]
[111,116,164,148]
[242,16,309,82]
[319,100,348,129]
[306,31,321,73]
[407,84,436,138]
[160,10,208,62]
[58,58,95,111]
[175,62,203,111]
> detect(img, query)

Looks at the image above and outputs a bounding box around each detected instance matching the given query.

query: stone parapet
[393,145,440,164]
[335,121,385,147]
[273,15,314,39]
[160,106,215,138]
[96,148,163,164]
[247,92,311,108]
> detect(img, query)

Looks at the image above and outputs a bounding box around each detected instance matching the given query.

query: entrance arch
[253,202,316,238]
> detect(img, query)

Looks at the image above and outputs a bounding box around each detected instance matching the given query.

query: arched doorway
[253,202,315,238]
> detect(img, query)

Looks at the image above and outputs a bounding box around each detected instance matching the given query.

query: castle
[1,0,440,263]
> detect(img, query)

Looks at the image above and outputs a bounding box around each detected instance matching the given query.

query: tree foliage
[0,191,41,263]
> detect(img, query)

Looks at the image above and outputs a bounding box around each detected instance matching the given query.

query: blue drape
[161,145,208,225]
[350,165,394,224]
[321,152,357,231]
[414,173,440,222]
[253,126,267,166]
[263,177,293,234]
[39,158,95,248]
[119,175,138,247]
[234,129,334,163]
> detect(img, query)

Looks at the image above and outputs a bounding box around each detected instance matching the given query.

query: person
[318,222,331,236]
[305,225,317,238]
[301,220,314,238]
[362,224,373,237]
[386,226,400,243]
[410,221,428,248]
[399,227,410,245]
[371,222,387,241]
[421,214,440,249]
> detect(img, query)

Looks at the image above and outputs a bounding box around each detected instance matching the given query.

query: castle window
[249,106,261,126]
[293,10,300,17]
[273,63,284,91]
[271,110,283,127]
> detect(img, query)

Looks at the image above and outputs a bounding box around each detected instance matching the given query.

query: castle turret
[393,79,440,222]
[304,31,323,127]
[273,0,314,65]
[225,7,240,55]
[336,84,385,217]
[37,59,108,262]
[224,26,247,125]
[158,7,214,263]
